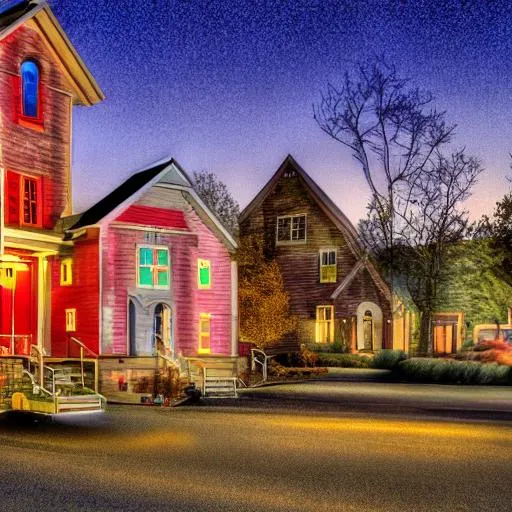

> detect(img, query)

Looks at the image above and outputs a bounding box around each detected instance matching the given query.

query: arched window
[21,60,39,118]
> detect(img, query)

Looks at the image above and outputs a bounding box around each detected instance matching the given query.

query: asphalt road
[1,403,511,512]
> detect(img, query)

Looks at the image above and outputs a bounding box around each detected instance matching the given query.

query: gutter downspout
[230,260,238,357]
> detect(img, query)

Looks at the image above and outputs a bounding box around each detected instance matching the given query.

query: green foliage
[315,353,372,368]
[436,239,512,341]
[397,358,511,385]
[306,342,349,354]
[371,350,407,370]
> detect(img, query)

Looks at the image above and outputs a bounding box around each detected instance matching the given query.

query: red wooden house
[0,0,103,357]
[0,1,241,398]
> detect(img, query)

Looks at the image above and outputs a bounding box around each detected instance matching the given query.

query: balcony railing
[0,334,32,356]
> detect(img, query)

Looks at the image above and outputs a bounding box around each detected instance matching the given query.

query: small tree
[237,235,296,350]
[193,171,239,235]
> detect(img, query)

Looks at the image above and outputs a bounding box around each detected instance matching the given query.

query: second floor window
[276,214,306,243]
[319,249,337,283]
[21,60,40,118]
[137,246,170,289]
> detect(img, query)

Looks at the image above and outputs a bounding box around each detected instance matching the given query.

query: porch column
[230,260,238,356]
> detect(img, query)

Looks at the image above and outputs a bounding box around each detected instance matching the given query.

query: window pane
[139,248,153,265]
[200,334,211,350]
[157,270,169,287]
[139,267,153,286]
[21,61,39,118]
[199,266,210,286]
[292,216,306,240]
[277,217,291,241]
[200,319,210,333]
[328,251,336,265]
[157,249,168,266]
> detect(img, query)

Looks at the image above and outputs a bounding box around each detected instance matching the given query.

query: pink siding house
[65,159,240,397]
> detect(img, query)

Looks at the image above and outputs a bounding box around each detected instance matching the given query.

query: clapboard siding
[240,161,392,348]
[50,230,100,356]
[100,186,233,357]
[0,24,73,227]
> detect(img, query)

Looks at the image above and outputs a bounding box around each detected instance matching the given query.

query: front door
[0,255,37,355]
[153,304,173,357]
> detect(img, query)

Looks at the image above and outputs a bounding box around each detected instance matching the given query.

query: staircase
[186,357,239,398]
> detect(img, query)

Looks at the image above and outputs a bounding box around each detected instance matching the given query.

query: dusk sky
[26,1,512,224]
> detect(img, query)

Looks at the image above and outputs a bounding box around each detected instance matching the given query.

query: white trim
[231,261,238,356]
[37,254,45,351]
[110,223,192,236]
[275,213,307,246]
[3,227,71,245]
[356,302,383,351]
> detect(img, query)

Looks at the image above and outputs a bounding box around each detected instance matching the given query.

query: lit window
[316,306,334,343]
[198,259,211,289]
[20,175,40,226]
[137,246,170,289]
[60,258,72,286]
[319,249,337,283]
[65,308,76,332]
[198,313,211,353]
[276,214,306,244]
[21,60,39,118]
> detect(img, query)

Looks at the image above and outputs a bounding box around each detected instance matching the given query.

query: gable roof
[67,158,237,251]
[0,0,104,106]
[240,154,391,301]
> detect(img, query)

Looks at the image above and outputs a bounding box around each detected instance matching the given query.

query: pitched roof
[68,159,172,230]
[240,154,391,301]
[0,0,104,106]
[68,158,237,251]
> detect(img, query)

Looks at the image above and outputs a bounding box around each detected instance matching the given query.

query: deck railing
[0,334,32,356]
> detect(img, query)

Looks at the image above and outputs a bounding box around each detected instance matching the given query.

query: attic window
[276,214,307,244]
[283,170,296,178]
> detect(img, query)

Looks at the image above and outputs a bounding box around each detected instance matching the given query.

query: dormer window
[21,60,40,118]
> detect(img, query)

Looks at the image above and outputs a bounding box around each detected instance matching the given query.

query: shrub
[371,350,407,370]
[315,353,371,368]
[397,358,511,385]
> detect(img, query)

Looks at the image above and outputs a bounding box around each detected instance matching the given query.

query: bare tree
[314,59,455,276]
[193,171,240,236]
[363,151,482,354]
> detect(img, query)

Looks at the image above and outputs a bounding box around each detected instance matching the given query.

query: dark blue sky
[17,1,512,222]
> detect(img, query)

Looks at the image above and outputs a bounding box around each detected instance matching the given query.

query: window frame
[319,248,337,283]
[275,214,307,245]
[198,313,211,354]
[197,258,212,289]
[18,60,44,129]
[136,245,170,290]
[60,258,73,286]
[315,305,334,343]
[19,174,42,228]
[65,308,76,332]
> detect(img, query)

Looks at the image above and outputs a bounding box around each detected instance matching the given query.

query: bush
[306,342,349,354]
[371,350,407,370]
[315,353,371,368]
[397,358,512,385]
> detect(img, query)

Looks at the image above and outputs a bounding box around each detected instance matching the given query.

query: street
[1,400,511,512]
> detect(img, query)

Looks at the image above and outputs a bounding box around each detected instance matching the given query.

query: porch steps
[203,376,238,398]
